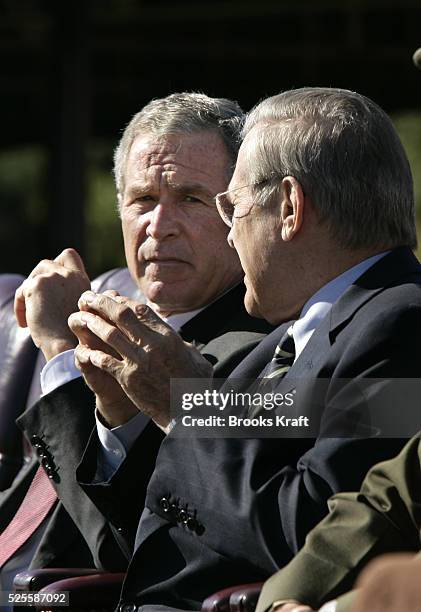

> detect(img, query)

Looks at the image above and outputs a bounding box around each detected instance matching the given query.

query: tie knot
[275,325,295,358]
[263,324,296,380]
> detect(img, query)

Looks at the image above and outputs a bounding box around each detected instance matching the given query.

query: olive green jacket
[257,434,421,612]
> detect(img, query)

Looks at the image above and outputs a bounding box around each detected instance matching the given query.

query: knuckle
[62,247,75,257]
[23,277,37,296]
[104,327,119,344]
[101,354,113,368]
[116,304,133,325]
[134,303,149,317]
[67,313,80,329]
[39,259,50,267]
[95,294,105,308]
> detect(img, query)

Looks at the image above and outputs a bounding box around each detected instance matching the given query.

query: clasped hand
[69,291,213,433]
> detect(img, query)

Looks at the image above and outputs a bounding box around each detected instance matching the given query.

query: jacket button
[41,455,55,470]
[44,465,56,479]
[160,497,170,512]
[178,509,188,523]
[37,448,52,460]
[31,435,45,449]
[186,517,197,531]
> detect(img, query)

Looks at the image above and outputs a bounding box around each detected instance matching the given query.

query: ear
[279,176,305,242]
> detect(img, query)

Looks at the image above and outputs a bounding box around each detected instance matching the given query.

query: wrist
[41,337,77,361]
[96,398,139,429]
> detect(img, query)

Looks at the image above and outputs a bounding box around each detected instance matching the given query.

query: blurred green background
[1,0,421,278]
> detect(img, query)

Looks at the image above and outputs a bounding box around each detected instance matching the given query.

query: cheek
[121,215,147,260]
[191,221,232,268]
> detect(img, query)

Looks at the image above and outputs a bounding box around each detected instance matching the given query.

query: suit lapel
[275,248,421,383]
[329,247,421,338]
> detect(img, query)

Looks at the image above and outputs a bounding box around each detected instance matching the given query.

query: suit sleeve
[16,377,156,570]
[76,420,164,557]
[256,435,421,612]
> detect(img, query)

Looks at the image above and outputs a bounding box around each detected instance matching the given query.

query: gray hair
[114,92,244,197]
[242,87,416,250]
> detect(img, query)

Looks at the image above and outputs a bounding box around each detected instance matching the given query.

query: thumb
[14,283,27,327]
[54,248,87,274]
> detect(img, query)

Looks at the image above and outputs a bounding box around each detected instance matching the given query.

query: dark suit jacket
[65,247,421,611]
[256,433,421,612]
[16,280,273,573]
[0,274,38,489]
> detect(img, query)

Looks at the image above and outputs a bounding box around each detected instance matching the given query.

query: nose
[146,203,180,240]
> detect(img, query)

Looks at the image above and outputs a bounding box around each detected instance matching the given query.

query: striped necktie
[263,324,296,379]
[0,465,57,568]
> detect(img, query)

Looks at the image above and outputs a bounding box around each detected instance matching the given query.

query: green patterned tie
[263,325,295,379]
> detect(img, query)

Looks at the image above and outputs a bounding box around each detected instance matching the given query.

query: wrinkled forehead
[126,132,231,184]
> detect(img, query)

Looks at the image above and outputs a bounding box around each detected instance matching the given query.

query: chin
[143,281,195,314]
[244,290,265,320]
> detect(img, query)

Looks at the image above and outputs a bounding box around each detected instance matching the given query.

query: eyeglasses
[215,175,303,227]
[215,181,264,228]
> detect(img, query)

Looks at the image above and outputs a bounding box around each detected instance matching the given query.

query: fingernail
[81,291,95,303]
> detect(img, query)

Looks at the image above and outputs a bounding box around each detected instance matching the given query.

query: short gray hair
[242,87,416,250]
[114,92,244,197]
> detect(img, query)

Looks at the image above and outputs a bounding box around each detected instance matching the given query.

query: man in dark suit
[27,87,421,610]
[1,93,274,594]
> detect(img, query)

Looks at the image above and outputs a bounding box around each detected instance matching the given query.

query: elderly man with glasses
[21,87,421,611]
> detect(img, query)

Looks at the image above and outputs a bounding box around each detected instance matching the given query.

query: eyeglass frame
[214,178,272,228]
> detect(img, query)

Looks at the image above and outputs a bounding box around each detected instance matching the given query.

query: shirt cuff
[319,601,337,612]
[40,349,81,396]
[96,410,150,475]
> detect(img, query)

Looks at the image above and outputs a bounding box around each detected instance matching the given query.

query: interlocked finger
[74,344,92,369]
[78,291,158,345]
[78,311,141,362]
[68,312,121,359]
[112,296,174,335]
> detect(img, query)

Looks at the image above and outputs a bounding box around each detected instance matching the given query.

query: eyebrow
[167,181,214,200]
[125,180,214,201]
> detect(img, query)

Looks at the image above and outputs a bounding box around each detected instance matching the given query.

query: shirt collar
[162,308,205,332]
[148,282,242,333]
[292,251,389,361]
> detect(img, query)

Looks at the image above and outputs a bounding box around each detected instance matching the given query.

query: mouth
[145,257,187,265]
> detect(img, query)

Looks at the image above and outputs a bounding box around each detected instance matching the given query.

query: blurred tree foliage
[85,142,126,276]
[0,146,48,274]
